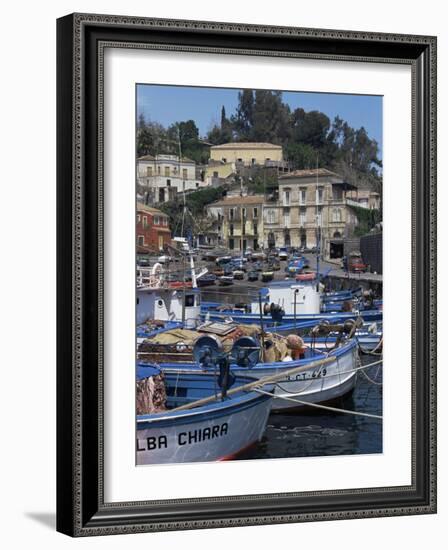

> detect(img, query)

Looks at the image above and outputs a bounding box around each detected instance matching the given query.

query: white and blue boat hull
[136,371,273,465]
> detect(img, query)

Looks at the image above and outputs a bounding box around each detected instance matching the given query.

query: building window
[284,189,290,206]
[182,168,188,180]
[213,171,219,178]
[162,217,168,226]
[299,188,306,205]
[222,157,227,163]
[300,207,306,226]
[237,158,243,162]
[157,166,161,175]
[229,208,234,221]
[142,216,148,227]
[229,224,234,236]
[137,214,140,223]
[229,238,234,250]
[146,166,153,177]
[284,207,290,227]
[242,207,246,218]
[332,186,343,201]
[316,186,324,204]
[159,188,165,202]
[164,166,170,177]
[154,216,160,225]
[253,207,258,218]
[137,236,144,246]
[251,158,256,165]
[316,206,323,226]
[196,182,199,188]
[266,209,276,224]
[332,208,342,222]
[166,179,171,187]
[253,221,258,235]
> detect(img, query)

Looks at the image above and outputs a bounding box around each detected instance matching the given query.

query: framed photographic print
[56,13,437,536]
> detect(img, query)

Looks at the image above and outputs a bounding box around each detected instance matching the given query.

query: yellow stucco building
[209,142,283,166]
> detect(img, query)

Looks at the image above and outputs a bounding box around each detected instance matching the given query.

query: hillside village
[136,141,381,262]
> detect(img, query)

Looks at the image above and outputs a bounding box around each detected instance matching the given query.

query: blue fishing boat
[136,364,274,464]
[201,275,382,325]
[274,320,383,353]
[321,287,362,302]
[141,328,359,412]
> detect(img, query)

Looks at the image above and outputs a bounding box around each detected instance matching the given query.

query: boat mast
[315,153,320,291]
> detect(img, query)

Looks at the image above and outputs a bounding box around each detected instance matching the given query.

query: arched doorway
[330,231,344,259]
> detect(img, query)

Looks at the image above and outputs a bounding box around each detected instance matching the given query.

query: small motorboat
[136,364,274,464]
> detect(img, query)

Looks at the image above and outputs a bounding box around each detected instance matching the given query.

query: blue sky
[137,84,382,155]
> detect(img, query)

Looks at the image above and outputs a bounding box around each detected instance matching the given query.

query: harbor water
[236,354,383,460]
[202,284,383,459]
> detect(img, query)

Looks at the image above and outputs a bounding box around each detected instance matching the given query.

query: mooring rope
[356,335,383,356]
[254,388,383,420]
[360,366,383,386]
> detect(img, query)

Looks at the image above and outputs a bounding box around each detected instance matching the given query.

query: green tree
[232,89,254,140]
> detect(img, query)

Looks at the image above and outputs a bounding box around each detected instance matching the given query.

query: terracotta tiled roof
[137,203,168,216]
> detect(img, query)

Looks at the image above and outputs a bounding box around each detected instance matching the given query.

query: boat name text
[137,423,229,452]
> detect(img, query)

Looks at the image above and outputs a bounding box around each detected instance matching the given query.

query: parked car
[232,269,245,280]
[137,257,150,267]
[247,270,259,282]
[348,252,368,273]
[278,249,289,260]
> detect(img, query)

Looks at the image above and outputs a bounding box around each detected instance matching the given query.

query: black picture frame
[56,13,437,536]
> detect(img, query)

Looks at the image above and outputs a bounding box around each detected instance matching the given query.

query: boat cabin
[250,277,321,315]
[137,286,201,326]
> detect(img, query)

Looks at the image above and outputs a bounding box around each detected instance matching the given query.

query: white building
[137,154,209,204]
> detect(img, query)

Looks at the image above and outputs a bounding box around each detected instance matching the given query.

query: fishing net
[136,371,167,414]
